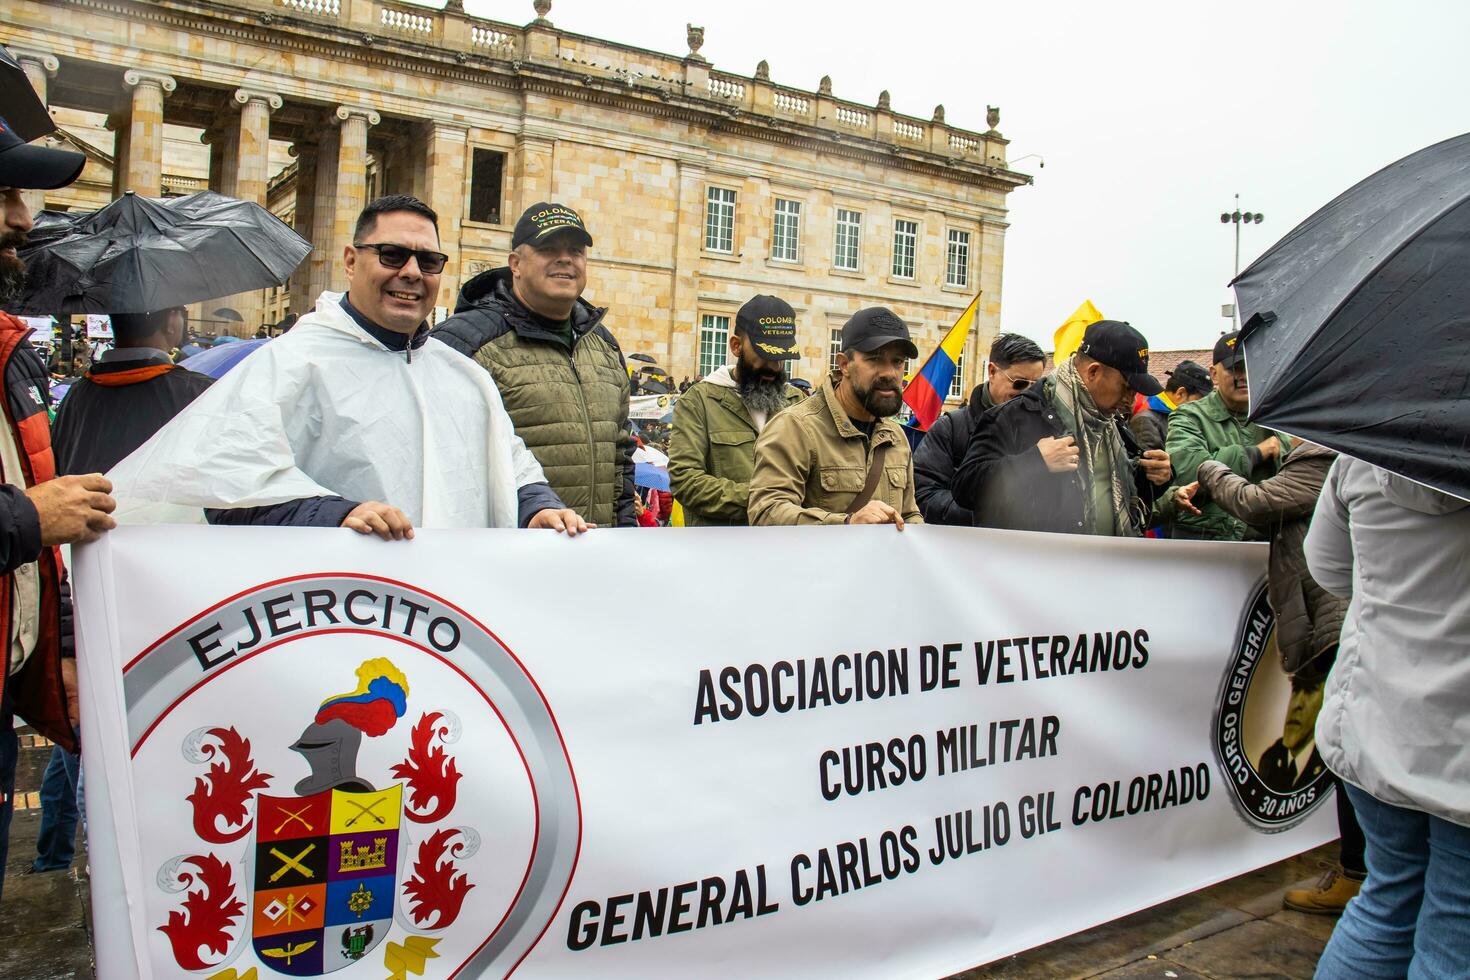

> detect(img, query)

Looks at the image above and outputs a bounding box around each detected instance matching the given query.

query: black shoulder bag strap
[847,441,893,515]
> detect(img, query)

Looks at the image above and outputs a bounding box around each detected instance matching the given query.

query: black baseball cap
[736,294,800,361]
[0,116,84,190]
[1165,359,1213,396]
[840,307,918,359]
[1213,331,1244,370]
[1077,319,1163,396]
[511,202,593,249]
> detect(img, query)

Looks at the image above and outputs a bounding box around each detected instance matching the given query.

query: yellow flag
[670,500,685,527]
[1052,300,1104,363]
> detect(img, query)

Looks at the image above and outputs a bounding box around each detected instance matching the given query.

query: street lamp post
[1220,194,1263,329]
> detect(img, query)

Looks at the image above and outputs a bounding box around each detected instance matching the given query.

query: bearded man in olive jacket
[435,203,635,526]
[669,295,804,526]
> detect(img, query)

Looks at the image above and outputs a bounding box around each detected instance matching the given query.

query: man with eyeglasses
[913,332,1045,525]
[109,195,586,537]
[435,203,635,528]
[956,320,1172,536]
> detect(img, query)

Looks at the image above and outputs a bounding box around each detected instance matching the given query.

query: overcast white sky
[465,0,1468,352]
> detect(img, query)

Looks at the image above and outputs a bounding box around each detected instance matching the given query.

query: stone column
[289,141,318,315]
[421,123,468,311]
[225,90,282,334]
[668,156,706,375]
[14,51,59,215]
[121,70,176,196]
[107,112,131,198]
[306,123,340,305]
[327,106,379,293]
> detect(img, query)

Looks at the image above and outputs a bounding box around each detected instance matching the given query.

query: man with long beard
[668,295,805,526]
[748,307,922,528]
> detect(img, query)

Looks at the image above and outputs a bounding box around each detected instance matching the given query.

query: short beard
[737,370,789,417]
[0,230,27,308]
[850,376,902,417]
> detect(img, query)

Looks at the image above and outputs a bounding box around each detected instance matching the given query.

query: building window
[705,187,736,253]
[834,208,862,271]
[772,198,802,262]
[950,353,966,399]
[469,148,505,224]
[946,229,971,288]
[829,328,844,371]
[698,315,731,377]
[892,219,918,279]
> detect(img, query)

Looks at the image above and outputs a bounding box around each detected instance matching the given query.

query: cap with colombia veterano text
[511,202,594,249]
[736,294,800,361]
[840,307,919,359]
[1077,319,1163,396]
[1213,331,1244,370]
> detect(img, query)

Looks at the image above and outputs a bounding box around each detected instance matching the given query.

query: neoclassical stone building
[4,0,1030,392]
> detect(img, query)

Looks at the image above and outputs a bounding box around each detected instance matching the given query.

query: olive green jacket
[1164,389,1289,541]
[434,268,635,527]
[668,375,805,526]
[748,377,923,526]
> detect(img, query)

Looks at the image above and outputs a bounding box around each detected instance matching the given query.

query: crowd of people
[0,100,1466,978]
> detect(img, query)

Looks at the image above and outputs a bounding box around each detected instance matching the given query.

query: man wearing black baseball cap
[1130,358,1213,453]
[435,201,636,526]
[748,307,921,528]
[956,319,1172,536]
[0,114,118,900]
[1163,330,1289,540]
[668,295,805,526]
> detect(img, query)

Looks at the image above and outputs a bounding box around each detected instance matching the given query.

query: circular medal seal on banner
[1211,581,1333,831]
[123,574,580,978]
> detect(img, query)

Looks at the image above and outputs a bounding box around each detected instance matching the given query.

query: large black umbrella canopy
[1233,131,1470,502]
[0,45,55,141]
[14,190,310,314]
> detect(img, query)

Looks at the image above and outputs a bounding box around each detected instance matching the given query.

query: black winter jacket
[913,391,993,526]
[954,385,1160,535]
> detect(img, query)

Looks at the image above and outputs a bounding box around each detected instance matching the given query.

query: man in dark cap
[1163,331,1289,540]
[668,295,805,526]
[956,320,1172,535]
[748,307,922,528]
[435,202,635,526]
[0,113,120,898]
[1130,358,1212,453]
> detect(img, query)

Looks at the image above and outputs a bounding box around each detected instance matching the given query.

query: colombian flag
[902,295,979,431]
[1052,299,1105,363]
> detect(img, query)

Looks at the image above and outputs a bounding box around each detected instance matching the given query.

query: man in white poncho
[109,195,587,537]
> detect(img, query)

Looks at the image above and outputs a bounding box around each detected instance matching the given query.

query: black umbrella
[14,190,310,314]
[0,45,54,142]
[628,352,658,363]
[1233,132,1470,502]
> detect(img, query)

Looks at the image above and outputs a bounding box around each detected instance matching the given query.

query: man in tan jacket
[748,308,922,528]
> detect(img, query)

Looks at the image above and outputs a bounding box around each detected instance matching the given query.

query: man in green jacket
[669,295,805,526]
[434,203,635,526]
[1164,331,1289,540]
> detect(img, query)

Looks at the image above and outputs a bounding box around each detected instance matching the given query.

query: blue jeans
[31,741,80,872]
[1315,783,1470,979]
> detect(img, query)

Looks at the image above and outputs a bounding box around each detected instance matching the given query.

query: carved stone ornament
[818,75,832,95]
[932,104,945,124]
[986,105,1000,131]
[444,0,464,11]
[755,59,770,81]
[877,89,891,110]
[686,24,705,59]
[533,0,552,21]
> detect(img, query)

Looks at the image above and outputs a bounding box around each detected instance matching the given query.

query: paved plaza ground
[1,732,1337,979]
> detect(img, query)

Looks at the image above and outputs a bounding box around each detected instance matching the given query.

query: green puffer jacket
[668,371,805,526]
[434,267,635,527]
[1164,389,1288,541]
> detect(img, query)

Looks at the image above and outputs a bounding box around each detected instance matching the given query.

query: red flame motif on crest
[187,727,272,844]
[157,854,244,970]
[391,711,462,823]
[403,829,476,929]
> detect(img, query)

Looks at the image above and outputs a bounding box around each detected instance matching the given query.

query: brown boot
[1284,864,1362,915]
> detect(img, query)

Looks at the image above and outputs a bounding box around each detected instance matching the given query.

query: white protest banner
[629,393,676,420]
[73,525,1335,979]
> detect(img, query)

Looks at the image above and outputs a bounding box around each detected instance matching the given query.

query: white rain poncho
[109,292,546,527]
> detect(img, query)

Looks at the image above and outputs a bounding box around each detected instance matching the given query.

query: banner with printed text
[72,525,1335,980]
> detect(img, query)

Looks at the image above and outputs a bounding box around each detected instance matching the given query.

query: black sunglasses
[1000,367,1034,391]
[352,242,448,275]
